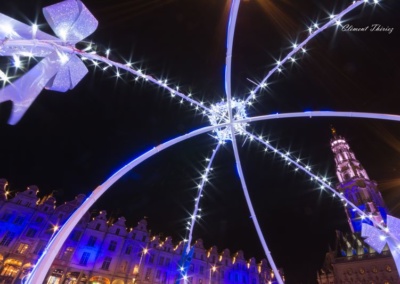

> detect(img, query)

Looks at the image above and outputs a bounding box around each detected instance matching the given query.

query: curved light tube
[27,110,400,283]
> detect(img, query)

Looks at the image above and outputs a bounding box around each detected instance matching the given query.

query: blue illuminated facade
[0,179,282,284]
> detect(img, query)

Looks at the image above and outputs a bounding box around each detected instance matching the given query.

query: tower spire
[330,129,387,233]
[330,125,337,139]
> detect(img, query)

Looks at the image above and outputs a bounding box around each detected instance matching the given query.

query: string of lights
[0,0,398,283]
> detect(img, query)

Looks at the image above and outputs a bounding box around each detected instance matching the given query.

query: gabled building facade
[0,179,283,284]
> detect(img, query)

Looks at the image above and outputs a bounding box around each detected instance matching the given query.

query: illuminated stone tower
[330,127,387,233]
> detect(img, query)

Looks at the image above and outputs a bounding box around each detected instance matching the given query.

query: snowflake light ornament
[208,98,248,142]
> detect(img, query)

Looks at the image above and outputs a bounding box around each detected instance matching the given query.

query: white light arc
[185,143,221,254]
[27,110,400,283]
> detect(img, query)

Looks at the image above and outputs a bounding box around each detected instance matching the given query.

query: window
[200,266,204,274]
[145,268,152,280]
[116,228,120,235]
[162,272,167,284]
[108,240,117,251]
[34,240,47,255]
[79,252,90,266]
[13,216,24,225]
[158,256,164,266]
[165,258,170,267]
[70,230,82,242]
[87,236,97,247]
[95,223,101,230]
[25,228,37,238]
[16,243,29,254]
[156,270,161,279]
[101,256,112,270]
[142,235,146,242]
[35,216,44,223]
[148,254,155,264]
[62,247,74,261]
[1,213,11,222]
[125,245,132,255]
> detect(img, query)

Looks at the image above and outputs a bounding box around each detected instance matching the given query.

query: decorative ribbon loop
[361,223,386,253]
[0,0,97,124]
[0,51,66,124]
[43,0,98,44]
[362,215,400,274]
[46,54,88,92]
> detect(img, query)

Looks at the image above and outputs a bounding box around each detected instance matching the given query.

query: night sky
[0,0,400,283]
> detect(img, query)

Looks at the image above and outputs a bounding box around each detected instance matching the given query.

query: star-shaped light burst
[1,0,399,284]
[362,215,400,273]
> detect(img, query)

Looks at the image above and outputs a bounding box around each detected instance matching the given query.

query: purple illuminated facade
[0,180,282,284]
[317,129,397,283]
[330,127,387,233]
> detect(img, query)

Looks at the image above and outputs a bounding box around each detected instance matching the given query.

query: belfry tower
[330,127,387,233]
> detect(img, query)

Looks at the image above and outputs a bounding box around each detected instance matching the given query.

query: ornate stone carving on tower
[317,129,396,284]
[330,127,387,233]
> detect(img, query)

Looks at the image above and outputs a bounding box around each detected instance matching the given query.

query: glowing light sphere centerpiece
[208,98,248,142]
[1,0,400,283]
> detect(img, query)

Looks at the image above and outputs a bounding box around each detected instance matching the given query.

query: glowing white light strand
[225,0,240,112]
[27,110,400,284]
[26,123,223,284]
[185,143,221,254]
[0,40,211,115]
[225,1,284,282]
[244,0,367,103]
[231,124,284,284]
[0,0,390,280]
[245,130,389,232]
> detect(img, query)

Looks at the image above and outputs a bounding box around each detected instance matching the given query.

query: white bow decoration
[0,0,98,124]
[362,215,400,273]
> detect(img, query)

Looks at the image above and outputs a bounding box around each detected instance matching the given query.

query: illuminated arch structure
[0,0,399,283]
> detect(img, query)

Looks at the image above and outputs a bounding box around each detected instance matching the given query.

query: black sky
[0,0,400,283]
